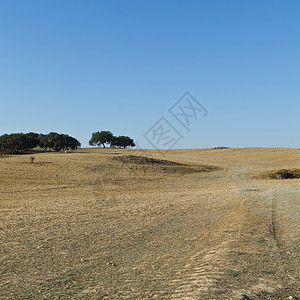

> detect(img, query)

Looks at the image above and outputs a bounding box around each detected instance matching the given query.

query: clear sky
[0,0,299,148]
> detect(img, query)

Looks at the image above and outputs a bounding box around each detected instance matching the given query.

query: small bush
[258,169,300,180]
[226,269,239,277]
[214,146,230,149]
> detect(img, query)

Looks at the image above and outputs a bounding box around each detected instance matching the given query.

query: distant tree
[38,132,61,151]
[110,135,135,149]
[89,131,113,148]
[38,134,50,149]
[38,132,81,151]
[0,134,19,152]
[0,132,80,153]
[24,132,40,149]
[109,136,118,148]
[62,134,81,150]
[0,132,39,153]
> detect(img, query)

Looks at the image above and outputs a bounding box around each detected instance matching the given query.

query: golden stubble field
[1,147,300,299]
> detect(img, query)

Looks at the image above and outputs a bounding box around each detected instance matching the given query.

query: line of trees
[0,130,136,154]
[89,131,135,149]
[0,132,81,153]
[38,132,81,151]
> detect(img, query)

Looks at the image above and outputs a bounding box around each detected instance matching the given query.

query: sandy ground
[0,147,299,299]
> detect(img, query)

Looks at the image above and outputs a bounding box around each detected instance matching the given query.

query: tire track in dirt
[127,165,247,299]
[169,242,231,299]
[168,185,250,299]
[227,166,300,298]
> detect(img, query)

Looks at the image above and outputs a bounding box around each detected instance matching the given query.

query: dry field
[1,147,300,299]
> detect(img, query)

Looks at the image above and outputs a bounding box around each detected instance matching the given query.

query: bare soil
[1,147,299,299]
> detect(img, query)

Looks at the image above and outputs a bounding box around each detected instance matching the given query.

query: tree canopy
[38,132,81,151]
[89,131,114,148]
[0,132,81,153]
[0,132,39,153]
[89,131,135,149]
[110,135,135,148]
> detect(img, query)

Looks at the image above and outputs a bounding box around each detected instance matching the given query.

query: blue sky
[0,0,299,148]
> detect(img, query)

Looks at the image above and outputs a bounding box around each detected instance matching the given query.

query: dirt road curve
[1,148,299,299]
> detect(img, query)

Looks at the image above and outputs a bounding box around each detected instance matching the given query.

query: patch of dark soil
[23,161,53,165]
[258,169,300,180]
[112,155,222,174]
[113,155,185,166]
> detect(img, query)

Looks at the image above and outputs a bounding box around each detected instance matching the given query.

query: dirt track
[1,148,299,299]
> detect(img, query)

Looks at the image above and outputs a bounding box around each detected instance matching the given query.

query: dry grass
[1,147,300,299]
